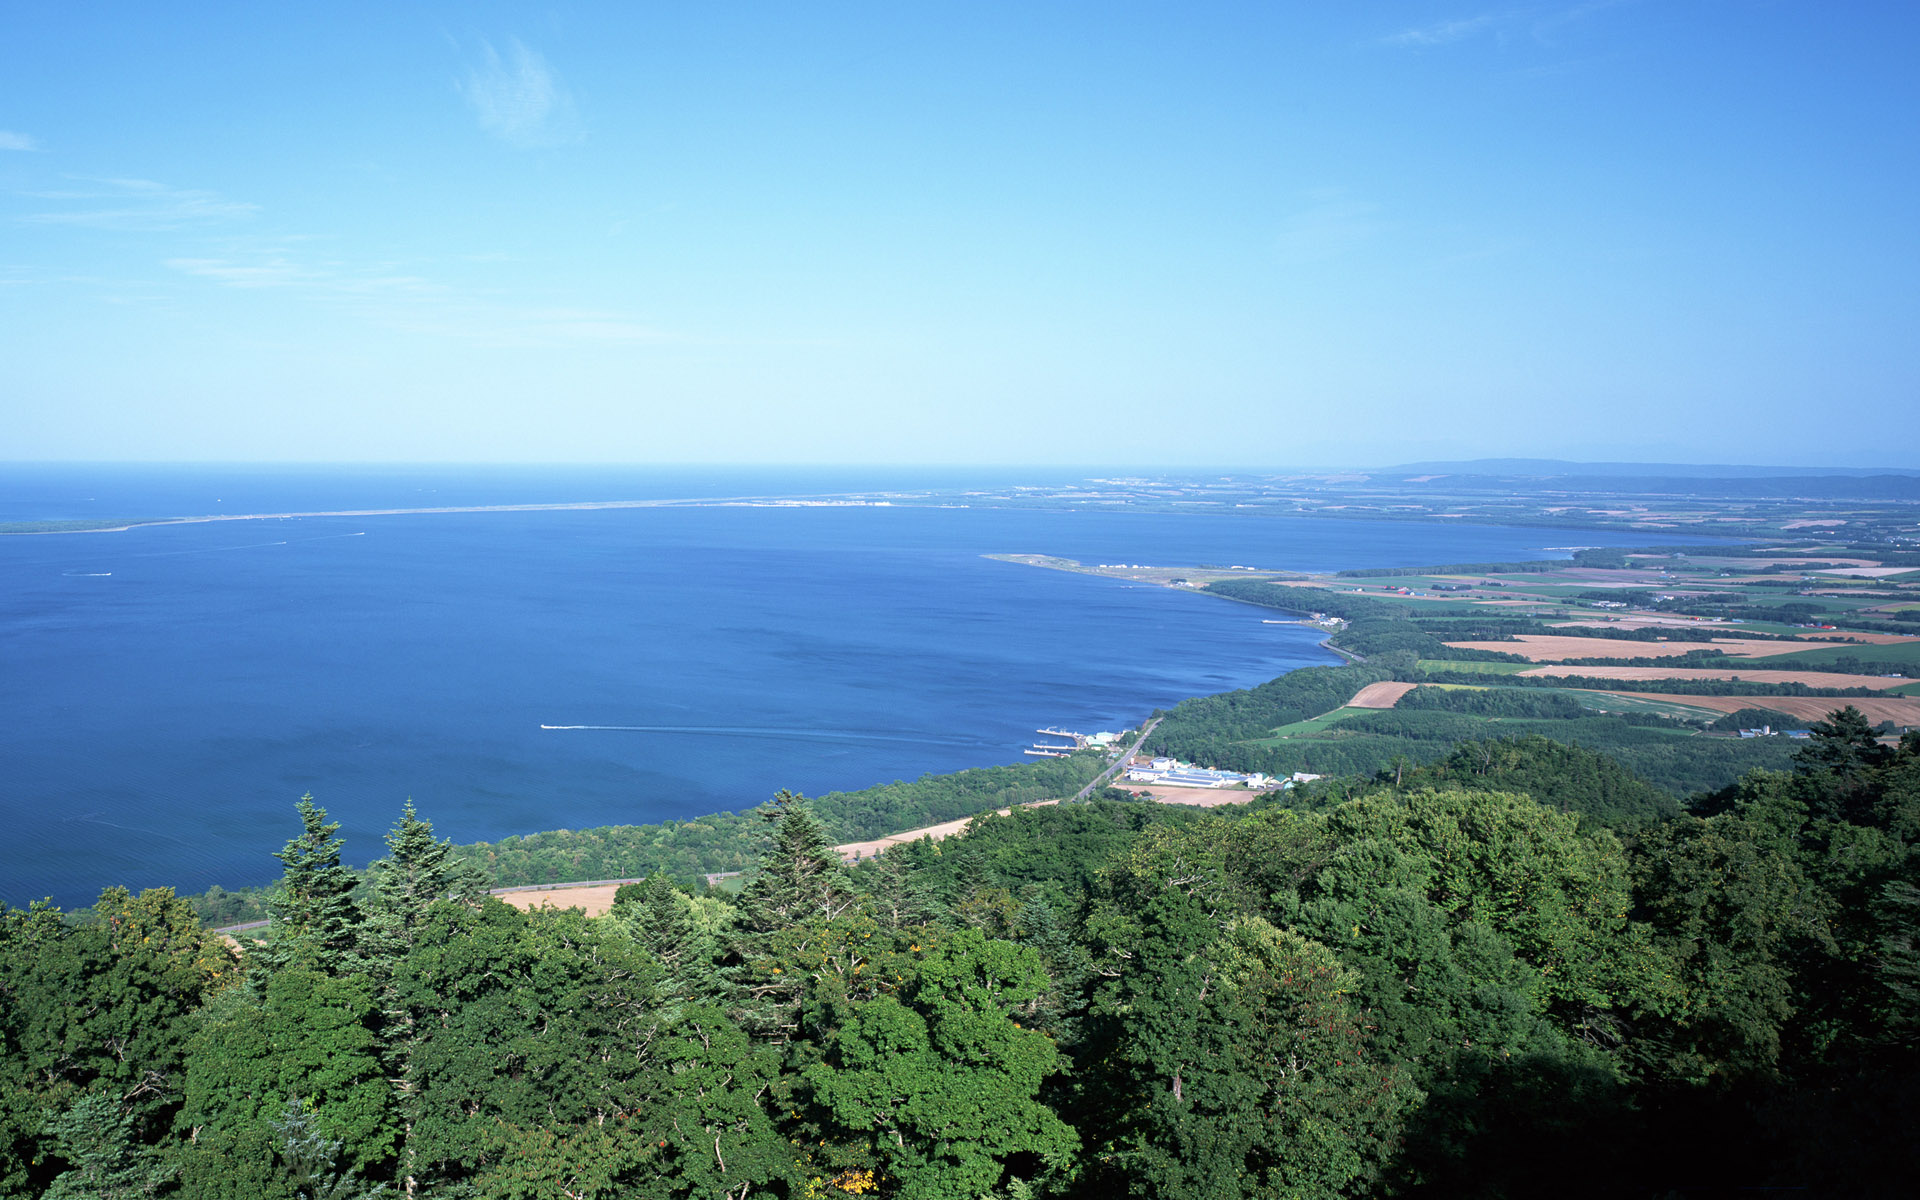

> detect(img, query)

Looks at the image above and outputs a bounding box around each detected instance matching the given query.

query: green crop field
[1544,689,1727,720]
[1746,639,1920,668]
[1250,705,1372,744]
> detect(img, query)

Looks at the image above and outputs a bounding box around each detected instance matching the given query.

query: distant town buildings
[1125,756,1274,789]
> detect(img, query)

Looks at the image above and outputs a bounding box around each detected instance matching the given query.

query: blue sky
[3,2,1915,468]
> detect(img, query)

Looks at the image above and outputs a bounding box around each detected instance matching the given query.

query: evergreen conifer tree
[730,791,860,1044]
[273,1097,388,1200]
[735,790,855,933]
[258,797,366,979]
[612,874,729,1008]
[860,849,950,931]
[40,1094,173,1200]
[362,800,486,964]
[370,803,484,922]
[1794,705,1896,823]
[356,802,484,1200]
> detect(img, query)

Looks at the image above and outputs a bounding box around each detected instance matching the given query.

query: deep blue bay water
[1,467,1724,908]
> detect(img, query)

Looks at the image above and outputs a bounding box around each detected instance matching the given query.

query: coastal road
[1071,716,1160,801]
[833,718,1164,862]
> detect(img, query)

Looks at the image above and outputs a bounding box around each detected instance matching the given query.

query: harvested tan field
[498,883,624,917]
[1445,635,1892,662]
[1449,636,1759,660]
[1598,692,1920,726]
[1549,615,1736,630]
[1517,664,1912,689]
[1118,785,1263,809]
[1546,620,1915,644]
[1816,566,1916,578]
[1702,642,1871,659]
[1350,681,1418,708]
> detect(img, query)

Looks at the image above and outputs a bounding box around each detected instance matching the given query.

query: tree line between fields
[6,703,1920,1198]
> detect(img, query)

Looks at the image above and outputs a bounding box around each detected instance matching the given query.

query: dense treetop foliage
[7,695,1919,1195]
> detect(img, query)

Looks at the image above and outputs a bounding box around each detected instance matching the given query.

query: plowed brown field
[1350,681,1418,708]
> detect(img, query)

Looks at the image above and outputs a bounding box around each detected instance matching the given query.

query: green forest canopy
[6,708,1920,1197]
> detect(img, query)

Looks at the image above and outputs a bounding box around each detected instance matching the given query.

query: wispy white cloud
[165,250,676,346]
[0,130,39,151]
[1273,192,1388,264]
[18,176,257,230]
[389,306,679,346]
[166,254,438,298]
[1385,14,1500,47]
[460,39,581,149]
[1383,2,1630,49]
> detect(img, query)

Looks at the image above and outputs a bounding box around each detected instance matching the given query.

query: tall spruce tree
[362,800,486,968]
[258,797,366,979]
[368,803,484,929]
[735,790,856,931]
[612,874,729,1008]
[358,802,485,1200]
[40,1093,173,1200]
[272,1097,389,1200]
[1792,705,1895,823]
[730,791,861,1045]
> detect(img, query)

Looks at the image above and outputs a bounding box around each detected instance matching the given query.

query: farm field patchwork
[1440,635,1867,661]
[1514,664,1914,689]
[1596,692,1920,727]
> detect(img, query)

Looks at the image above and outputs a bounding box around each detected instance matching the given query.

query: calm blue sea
[0,466,1720,908]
